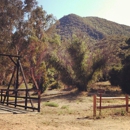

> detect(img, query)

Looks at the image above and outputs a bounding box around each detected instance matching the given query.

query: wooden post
[7,90,9,106]
[15,90,17,107]
[126,95,128,112]
[3,67,16,104]
[93,95,96,116]
[38,90,41,112]
[19,61,34,108]
[99,93,102,115]
[25,89,28,110]
[0,90,2,103]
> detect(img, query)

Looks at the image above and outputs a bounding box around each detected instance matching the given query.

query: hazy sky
[37,0,130,26]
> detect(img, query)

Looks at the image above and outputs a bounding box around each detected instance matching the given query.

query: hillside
[53,14,130,63]
[55,14,130,40]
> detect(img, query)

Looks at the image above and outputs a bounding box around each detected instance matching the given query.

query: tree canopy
[0,0,55,92]
[1,1,130,93]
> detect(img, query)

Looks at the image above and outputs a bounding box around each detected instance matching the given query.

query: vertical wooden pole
[16,58,19,89]
[3,67,16,104]
[93,95,96,116]
[0,89,3,103]
[99,93,102,115]
[38,90,41,112]
[14,58,20,108]
[25,89,28,110]
[15,90,17,107]
[126,95,128,112]
[19,61,34,108]
[7,90,9,106]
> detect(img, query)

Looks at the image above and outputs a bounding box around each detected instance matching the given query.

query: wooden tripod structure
[0,54,41,112]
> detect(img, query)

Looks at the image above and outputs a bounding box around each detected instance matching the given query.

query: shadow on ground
[41,89,81,102]
[40,82,123,102]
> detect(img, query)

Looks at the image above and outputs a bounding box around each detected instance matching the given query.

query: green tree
[48,37,107,91]
[119,38,130,94]
[22,6,54,92]
[0,0,37,45]
[0,0,37,85]
[0,1,55,92]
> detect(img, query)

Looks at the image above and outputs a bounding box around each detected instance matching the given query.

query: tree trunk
[77,83,87,91]
[30,69,39,89]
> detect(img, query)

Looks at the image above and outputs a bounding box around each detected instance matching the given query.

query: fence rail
[0,89,41,112]
[93,94,129,116]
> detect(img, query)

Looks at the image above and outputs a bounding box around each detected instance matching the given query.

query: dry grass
[0,82,130,130]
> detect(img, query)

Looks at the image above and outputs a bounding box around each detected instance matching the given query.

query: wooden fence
[0,89,41,112]
[93,94,129,116]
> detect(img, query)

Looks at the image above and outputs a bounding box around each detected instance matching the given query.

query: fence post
[93,95,96,116]
[25,89,28,110]
[38,90,41,112]
[0,90,2,103]
[99,93,102,115]
[7,90,9,106]
[14,90,17,107]
[126,95,128,112]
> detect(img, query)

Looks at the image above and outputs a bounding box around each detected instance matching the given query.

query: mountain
[47,14,130,86]
[55,14,130,41]
[49,14,130,72]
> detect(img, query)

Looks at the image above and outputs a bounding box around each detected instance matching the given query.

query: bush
[119,64,130,94]
[109,68,121,86]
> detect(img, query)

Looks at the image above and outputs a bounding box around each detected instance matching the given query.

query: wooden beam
[93,95,96,116]
[0,54,21,58]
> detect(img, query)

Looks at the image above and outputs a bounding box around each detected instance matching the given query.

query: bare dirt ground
[1,82,130,130]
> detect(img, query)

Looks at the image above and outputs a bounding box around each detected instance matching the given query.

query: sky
[37,0,130,26]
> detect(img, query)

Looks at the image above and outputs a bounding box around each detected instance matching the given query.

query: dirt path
[1,89,130,130]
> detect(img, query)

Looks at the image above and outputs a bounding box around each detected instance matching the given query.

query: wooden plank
[96,97,126,100]
[0,89,36,91]
[0,54,21,58]
[97,105,126,109]
[4,103,38,110]
[0,104,31,113]
[1,95,38,100]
